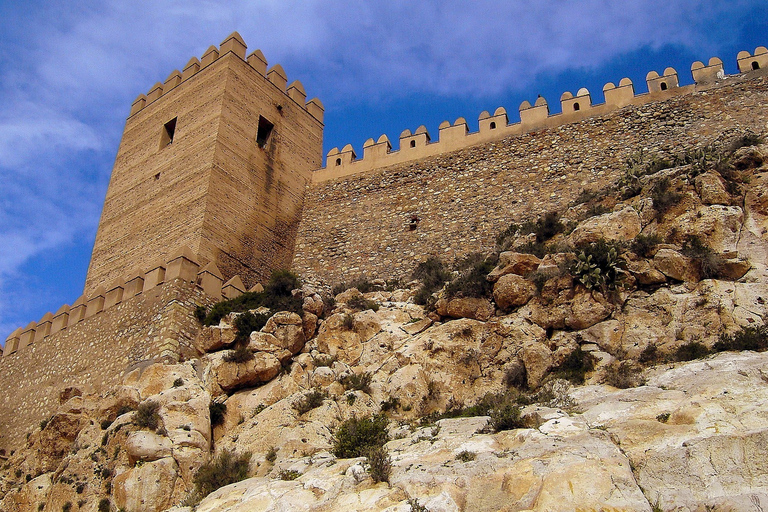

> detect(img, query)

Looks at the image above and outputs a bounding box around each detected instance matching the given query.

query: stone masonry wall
[293,75,768,285]
[0,279,207,451]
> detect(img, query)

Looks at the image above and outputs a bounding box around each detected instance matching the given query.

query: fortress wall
[314,49,767,182]
[0,278,209,452]
[293,74,768,286]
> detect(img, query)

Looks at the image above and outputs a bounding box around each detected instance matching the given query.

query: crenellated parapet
[2,247,252,358]
[314,47,767,182]
[128,32,324,123]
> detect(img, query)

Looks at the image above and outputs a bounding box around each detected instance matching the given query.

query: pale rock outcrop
[315,313,364,364]
[625,258,667,285]
[653,248,700,282]
[521,342,554,388]
[263,312,305,355]
[524,289,613,330]
[126,431,173,463]
[113,457,178,512]
[194,324,237,354]
[695,171,731,205]
[674,204,744,253]
[487,252,542,281]
[436,297,495,321]
[204,352,282,394]
[569,206,642,245]
[353,309,382,342]
[493,273,536,309]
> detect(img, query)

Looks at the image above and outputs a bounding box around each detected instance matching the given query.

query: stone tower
[84,33,324,294]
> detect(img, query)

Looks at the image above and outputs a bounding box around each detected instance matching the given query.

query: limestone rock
[719,256,752,280]
[263,312,305,355]
[626,258,667,285]
[695,171,731,205]
[525,289,612,330]
[353,309,382,342]
[302,312,318,339]
[205,352,282,394]
[493,274,536,309]
[302,293,324,317]
[674,205,744,253]
[437,297,495,321]
[653,248,700,282]
[488,252,542,281]
[569,207,642,245]
[521,342,554,388]
[125,431,173,463]
[113,457,178,512]
[194,324,237,354]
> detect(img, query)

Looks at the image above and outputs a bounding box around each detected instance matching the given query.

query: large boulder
[487,252,542,281]
[263,312,305,355]
[315,313,364,365]
[113,457,178,512]
[653,248,700,282]
[125,431,173,463]
[493,274,536,309]
[569,207,642,245]
[695,171,731,205]
[436,297,495,321]
[525,289,613,330]
[205,352,282,394]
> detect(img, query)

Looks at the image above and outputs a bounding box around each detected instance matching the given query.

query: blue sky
[1,0,767,343]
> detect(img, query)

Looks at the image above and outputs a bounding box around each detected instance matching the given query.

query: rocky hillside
[2,136,768,511]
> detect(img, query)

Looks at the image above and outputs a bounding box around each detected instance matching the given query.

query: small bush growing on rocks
[134,401,161,430]
[412,257,451,306]
[523,211,565,243]
[193,450,251,502]
[279,469,301,481]
[444,254,498,299]
[551,347,595,385]
[603,360,645,389]
[341,313,355,330]
[456,450,477,462]
[639,344,661,365]
[210,402,227,428]
[631,233,662,258]
[223,344,254,364]
[97,498,111,512]
[341,372,372,394]
[347,295,380,312]
[674,341,710,362]
[293,389,327,415]
[234,311,271,340]
[408,498,429,512]
[651,177,683,217]
[714,324,768,352]
[333,414,389,459]
[265,446,277,463]
[202,270,302,325]
[680,235,724,279]
[367,445,392,483]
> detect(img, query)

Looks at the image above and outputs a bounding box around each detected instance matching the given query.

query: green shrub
[210,402,227,428]
[496,222,520,249]
[333,414,389,459]
[520,211,565,243]
[603,360,644,388]
[651,177,683,216]
[639,344,661,364]
[680,235,724,279]
[674,341,710,362]
[571,240,624,292]
[279,469,301,480]
[444,254,497,300]
[412,257,451,305]
[656,412,671,423]
[367,444,391,483]
[173,377,184,387]
[408,498,429,512]
[98,499,111,512]
[193,450,251,501]
[135,401,161,430]
[729,131,764,152]
[234,311,271,340]
[341,313,355,330]
[341,372,372,394]
[293,389,327,415]
[347,295,380,312]
[456,450,476,462]
[551,347,594,385]
[223,344,254,363]
[490,403,524,431]
[62,503,72,512]
[585,204,611,218]
[631,233,662,258]
[202,270,301,325]
[714,324,768,352]
[194,306,207,323]
[265,446,277,463]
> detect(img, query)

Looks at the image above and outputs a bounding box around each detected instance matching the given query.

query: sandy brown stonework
[293,75,768,285]
[0,279,206,451]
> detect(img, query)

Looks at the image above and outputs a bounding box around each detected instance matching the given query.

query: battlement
[3,248,252,359]
[314,47,767,183]
[129,32,324,123]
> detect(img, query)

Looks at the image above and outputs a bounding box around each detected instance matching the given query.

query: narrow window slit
[257,116,274,148]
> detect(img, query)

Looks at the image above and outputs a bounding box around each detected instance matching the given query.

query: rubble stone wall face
[293,76,768,285]
[0,280,206,451]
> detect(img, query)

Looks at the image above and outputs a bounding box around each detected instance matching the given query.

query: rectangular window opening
[160,117,177,148]
[256,116,274,148]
